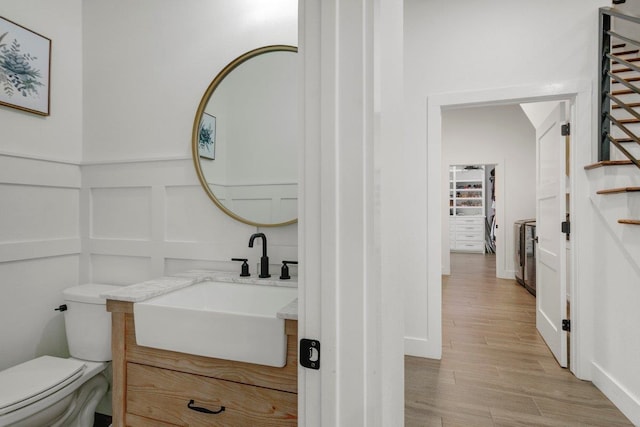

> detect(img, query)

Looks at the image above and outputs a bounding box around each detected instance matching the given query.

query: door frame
[426,80,593,379]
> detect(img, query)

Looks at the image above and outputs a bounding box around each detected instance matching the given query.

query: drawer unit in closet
[450,216,485,253]
[125,363,297,427]
[452,216,484,227]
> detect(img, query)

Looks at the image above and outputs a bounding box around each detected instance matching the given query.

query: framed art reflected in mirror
[199,112,216,160]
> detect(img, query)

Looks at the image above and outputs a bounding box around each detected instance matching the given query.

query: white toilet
[0,284,120,427]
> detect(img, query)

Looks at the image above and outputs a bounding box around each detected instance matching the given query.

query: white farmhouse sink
[133,281,297,367]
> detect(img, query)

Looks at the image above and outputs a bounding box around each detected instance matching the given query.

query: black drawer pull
[187,399,225,414]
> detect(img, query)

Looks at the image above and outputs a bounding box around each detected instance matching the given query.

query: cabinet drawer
[456,232,483,242]
[454,217,484,226]
[452,241,484,252]
[455,224,482,233]
[126,363,296,427]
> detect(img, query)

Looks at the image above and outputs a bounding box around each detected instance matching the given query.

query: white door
[535,103,568,367]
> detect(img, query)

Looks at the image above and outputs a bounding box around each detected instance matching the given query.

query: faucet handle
[280,260,298,280]
[231,258,250,277]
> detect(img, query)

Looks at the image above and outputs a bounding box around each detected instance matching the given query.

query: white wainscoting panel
[82,159,298,284]
[0,154,81,370]
[82,159,196,188]
[165,185,248,245]
[90,254,152,285]
[1,184,79,243]
[210,182,298,225]
[91,187,152,240]
[0,239,80,264]
[0,255,80,370]
[0,154,81,188]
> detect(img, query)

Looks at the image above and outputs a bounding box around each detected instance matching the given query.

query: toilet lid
[0,356,86,415]
[63,283,121,304]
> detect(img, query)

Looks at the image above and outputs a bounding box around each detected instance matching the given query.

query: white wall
[442,105,536,278]
[1,1,83,162]
[587,159,640,425]
[520,101,561,130]
[81,0,298,284]
[82,0,297,162]
[590,214,640,425]
[0,0,83,370]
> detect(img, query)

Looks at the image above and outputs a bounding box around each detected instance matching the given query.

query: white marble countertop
[276,298,298,320]
[101,270,298,320]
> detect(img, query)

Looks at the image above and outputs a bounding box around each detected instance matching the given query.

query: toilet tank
[62,284,121,362]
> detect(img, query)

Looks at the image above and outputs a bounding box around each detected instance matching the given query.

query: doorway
[444,101,570,363]
[446,163,500,265]
[425,81,590,377]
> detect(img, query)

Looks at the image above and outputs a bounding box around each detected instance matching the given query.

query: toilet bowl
[0,284,120,427]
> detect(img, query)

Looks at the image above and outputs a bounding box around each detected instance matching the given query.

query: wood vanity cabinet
[107,300,298,427]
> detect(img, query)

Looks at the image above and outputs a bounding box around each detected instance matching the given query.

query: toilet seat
[0,356,86,416]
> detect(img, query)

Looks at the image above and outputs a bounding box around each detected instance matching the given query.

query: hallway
[405,253,632,426]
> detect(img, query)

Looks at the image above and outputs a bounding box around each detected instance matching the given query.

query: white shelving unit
[449,165,486,253]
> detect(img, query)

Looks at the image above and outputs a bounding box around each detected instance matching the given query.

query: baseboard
[497,268,515,280]
[592,361,640,425]
[404,336,441,359]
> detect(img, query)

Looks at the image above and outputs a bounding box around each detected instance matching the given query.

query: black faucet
[248,233,270,278]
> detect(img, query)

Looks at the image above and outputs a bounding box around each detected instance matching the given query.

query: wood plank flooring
[405,253,633,427]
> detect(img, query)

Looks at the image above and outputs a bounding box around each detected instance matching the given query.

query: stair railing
[599,7,640,168]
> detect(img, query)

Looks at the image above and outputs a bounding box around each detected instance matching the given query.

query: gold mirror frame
[191,45,298,227]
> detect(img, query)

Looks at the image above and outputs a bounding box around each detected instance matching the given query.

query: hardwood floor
[405,253,633,427]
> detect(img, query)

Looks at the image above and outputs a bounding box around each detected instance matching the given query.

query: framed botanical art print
[0,16,51,116]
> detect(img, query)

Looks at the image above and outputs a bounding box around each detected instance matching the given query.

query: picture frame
[0,16,51,116]
[198,112,216,160]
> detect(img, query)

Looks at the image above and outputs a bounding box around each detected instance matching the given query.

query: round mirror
[192,45,297,227]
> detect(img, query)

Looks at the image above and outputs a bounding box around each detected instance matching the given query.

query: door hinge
[562,319,571,332]
[561,123,571,136]
[561,220,570,238]
[300,339,320,370]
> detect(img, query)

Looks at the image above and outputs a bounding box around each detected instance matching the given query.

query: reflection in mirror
[192,46,297,227]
